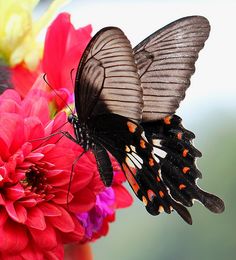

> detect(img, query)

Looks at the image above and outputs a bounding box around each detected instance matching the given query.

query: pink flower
[0,88,95,258]
[42,13,92,110]
[0,86,133,258]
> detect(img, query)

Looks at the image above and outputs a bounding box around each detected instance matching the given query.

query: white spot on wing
[153,147,167,159]
[127,153,142,169]
[152,139,162,147]
[141,131,148,142]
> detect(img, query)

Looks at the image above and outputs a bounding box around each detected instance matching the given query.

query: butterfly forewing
[134,16,210,121]
[75,27,142,123]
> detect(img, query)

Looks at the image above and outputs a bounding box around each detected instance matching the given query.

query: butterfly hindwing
[142,114,225,214]
[89,113,193,224]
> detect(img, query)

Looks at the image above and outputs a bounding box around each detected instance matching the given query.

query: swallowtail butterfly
[67,16,224,224]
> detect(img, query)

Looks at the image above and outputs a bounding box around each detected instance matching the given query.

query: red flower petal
[29,224,58,250]
[113,185,133,209]
[38,202,62,217]
[25,207,46,230]
[0,219,28,253]
[11,63,40,97]
[48,206,75,233]
[5,183,25,201]
[69,188,96,213]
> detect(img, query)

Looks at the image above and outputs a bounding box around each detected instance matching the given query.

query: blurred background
[39,1,235,259]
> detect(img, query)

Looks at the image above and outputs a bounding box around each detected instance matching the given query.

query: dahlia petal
[11,64,40,97]
[0,208,8,225]
[38,202,62,217]
[69,188,96,213]
[25,152,44,162]
[14,203,27,223]
[19,199,37,208]
[0,194,5,205]
[22,96,50,126]
[0,136,10,161]
[48,206,75,233]
[51,189,73,204]
[23,116,45,144]
[43,13,71,89]
[20,244,44,260]
[0,114,25,154]
[0,89,22,104]
[33,144,55,154]
[47,170,70,186]
[113,185,133,209]
[5,201,21,222]
[0,219,28,252]
[29,224,57,250]
[62,215,84,243]
[5,183,25,201]
[25,207,46,230]
[44,242,64,260]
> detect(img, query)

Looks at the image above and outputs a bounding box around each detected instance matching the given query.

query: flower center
[24,166,51,194]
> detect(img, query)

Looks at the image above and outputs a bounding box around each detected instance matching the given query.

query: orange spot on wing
[140,139,146,149]
[164,116,171,125]
[127,121,137,133]
[147,189,156,201]
[179,184,186,190]
[149,158,154,167]
[182,167,190,174]
[182,149,189,157]
[159,191,164,198]
[142,196,148,206]
[177,132,183,140]
[157,177,161,182]
[122,163,139,194]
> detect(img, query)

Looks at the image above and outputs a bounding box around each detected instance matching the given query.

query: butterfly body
[68,16,224,224]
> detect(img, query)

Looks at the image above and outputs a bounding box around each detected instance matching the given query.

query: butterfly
[67,16,225,224]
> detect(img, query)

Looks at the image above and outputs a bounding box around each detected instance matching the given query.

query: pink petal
[25,152,44,162]
[29,224,57,250]
[5,183,25,201]
[19,199,37,208]
[48,206,75,232]
[38,202,62,217]
[11,63,40,97]
[5,201,21,222]
[113,185,133,209]
[25,207,46,230]
[43,13,71,90]
[0,219,28,253]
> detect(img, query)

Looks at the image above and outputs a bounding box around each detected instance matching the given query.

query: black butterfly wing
[142,115,225,215]
[89,113,194,224]
[133,16,210,121]
[74,27,142,123]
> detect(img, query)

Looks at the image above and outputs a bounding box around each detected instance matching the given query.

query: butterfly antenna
[67,150,86,208]
[43,74,74,114]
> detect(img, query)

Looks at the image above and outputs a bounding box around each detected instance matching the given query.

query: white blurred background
[38,1,236,259]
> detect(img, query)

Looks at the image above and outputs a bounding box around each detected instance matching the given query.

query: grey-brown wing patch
[75,27,142,123]
[134,16,210,121]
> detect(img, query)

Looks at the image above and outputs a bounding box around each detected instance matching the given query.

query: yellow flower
[0,0,67,70]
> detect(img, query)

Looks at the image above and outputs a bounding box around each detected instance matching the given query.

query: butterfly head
[68,113,78,125]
